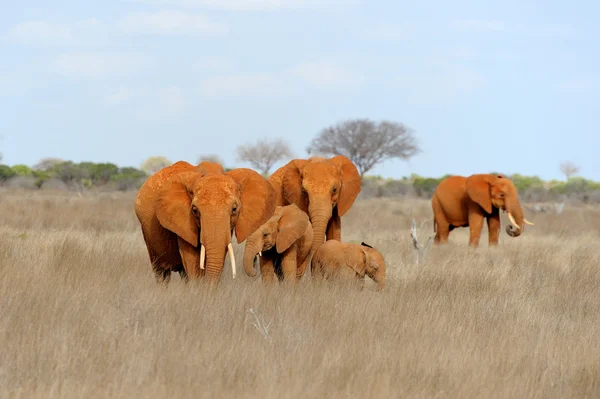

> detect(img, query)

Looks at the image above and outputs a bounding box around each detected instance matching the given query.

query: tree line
[0,118,593,203]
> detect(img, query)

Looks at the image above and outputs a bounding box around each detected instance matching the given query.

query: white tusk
[227,242,236,279]
[200,244,206,270]
[507,212,521,230]
[259,251,262,257]
[524,218,535,226]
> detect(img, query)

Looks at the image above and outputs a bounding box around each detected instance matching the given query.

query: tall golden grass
[0,188,598,398]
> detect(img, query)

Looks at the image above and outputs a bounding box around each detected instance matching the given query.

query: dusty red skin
[431,173,534,247]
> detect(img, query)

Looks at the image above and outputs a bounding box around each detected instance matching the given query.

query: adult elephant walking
[431,173,534,247]
[268,155,361,256]
[134,160,276,284]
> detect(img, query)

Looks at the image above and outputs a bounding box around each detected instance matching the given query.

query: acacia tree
[560,161,580,180]
[306,118,420,178]
[236,138,293,175]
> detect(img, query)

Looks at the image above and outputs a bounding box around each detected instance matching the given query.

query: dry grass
[1,188,599,398]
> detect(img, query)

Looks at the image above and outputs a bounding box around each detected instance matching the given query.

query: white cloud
[126,0,357,11]
[8,19,109,46]
[52,52,142,79]
[118,10,228,35]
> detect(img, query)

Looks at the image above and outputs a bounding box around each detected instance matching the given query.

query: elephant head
[278,155,361,255]
[154,166,276,282]
[465,174,534,237]
[352,242,386,291]
[243,204,310,277]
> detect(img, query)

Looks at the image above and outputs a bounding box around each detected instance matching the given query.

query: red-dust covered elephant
[431,173,534,247]
[268,155,361,257]
[134,160,276,284]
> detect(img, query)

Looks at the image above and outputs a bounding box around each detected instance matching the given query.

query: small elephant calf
[311,240,386,291]
[243,204,314,283]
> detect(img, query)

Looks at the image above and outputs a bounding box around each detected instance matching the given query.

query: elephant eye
[332,186,338,194]
[231,204,238,214]
[191,205,199,215]
[263,232,268,238]
[499,193,505,198]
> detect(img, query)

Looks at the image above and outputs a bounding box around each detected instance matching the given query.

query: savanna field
[1,188,599,398]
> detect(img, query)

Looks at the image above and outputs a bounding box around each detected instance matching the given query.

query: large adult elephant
[431,173,534,247]
[134,160,276,284]
[268,155,361,256]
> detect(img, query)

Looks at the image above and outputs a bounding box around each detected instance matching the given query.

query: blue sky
[1,0,598,180]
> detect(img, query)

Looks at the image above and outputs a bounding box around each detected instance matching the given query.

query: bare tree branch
[306,118,421,177]
[236,138,293,175]
[560,161,580,180]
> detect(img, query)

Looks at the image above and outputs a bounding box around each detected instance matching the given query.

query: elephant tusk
[507,212,521,230]
[524,218,535,226]
[200,244,206,270]
[259,251,262,257]
[227,242,236,279]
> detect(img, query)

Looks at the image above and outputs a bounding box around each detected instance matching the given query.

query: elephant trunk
[505,199,525,237]
[373,266,386,291]
[308,202,332,256]
[201,216,234,282]
[243,234,263,277]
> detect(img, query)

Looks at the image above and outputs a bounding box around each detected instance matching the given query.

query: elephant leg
[434,219,450,244]
[152,263,171,284]
[178,266,189,282]
[467,206,486,247]
[326,209,341,241]
[486,208,501,246]
[432,197,450,244]
[279,246,298,284]
[296,256,310,281]
[260,256,277,283]
[177,236,203,279]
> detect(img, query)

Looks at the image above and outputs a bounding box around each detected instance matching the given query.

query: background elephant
[268,155,361,259]
[311,240,386,291]
[431,173,534,247]
[243,204,314,283]
[134,160,276,283]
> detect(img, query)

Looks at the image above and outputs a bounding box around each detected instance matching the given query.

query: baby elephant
[243,204,314,283]
[311,240,386,291]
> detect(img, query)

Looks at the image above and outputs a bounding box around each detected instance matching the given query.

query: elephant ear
[276,204,309,253]
[465,174,495,214]
[227,168,277,243]
[282,159,309,212]
[329,155,362,216]
[155,171,201,247]
[345,245,369,276]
